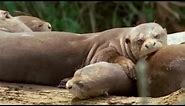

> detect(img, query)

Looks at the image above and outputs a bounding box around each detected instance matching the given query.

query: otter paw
[90,54,108,64]
[123,60,137,80]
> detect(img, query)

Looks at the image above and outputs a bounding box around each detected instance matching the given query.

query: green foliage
[0,1,185,33]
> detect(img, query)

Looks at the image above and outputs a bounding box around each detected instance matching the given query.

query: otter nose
[66,81,73,89]
[145,44,149,48]
[47,23,52,30]
[145,41,156,49]
[67,85,72,89]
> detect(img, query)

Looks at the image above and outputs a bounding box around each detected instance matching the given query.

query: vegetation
[0,1,185,33]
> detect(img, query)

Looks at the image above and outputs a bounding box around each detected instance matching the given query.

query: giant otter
[0,22,167,87]
[65,62,137,99]
[136,44,185,97]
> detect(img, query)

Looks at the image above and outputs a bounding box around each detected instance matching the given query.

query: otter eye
[137,39,144,45]
[76,81,84,88]
[154,34,160,39]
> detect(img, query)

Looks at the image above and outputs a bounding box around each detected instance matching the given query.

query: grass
[0,1,185,33]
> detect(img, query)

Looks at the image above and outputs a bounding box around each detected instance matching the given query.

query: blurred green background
[1,1,185,34]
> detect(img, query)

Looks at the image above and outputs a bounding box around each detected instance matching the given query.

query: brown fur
[141,44,185,97]
[66,62,137,99]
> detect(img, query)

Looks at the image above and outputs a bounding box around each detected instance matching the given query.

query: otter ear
[163,28,167,34]
[125,38,131,44]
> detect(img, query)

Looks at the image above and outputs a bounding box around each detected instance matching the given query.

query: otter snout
[47,23,52,30]
[144,39,157,49]
[66,84,72,89]
[139,38,162,58]
[43,23,52,31]
[66,81,73,89]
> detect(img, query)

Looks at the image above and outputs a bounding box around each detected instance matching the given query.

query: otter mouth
[140,49,158,60]
[146,51,157,59]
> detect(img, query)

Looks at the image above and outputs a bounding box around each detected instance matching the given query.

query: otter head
[0,10,12,20]
[66,70,94,99]
[66,64,109,99]
[15,16,52,32]
[124,22,167,62]
[31,20,52,32]
[0,10,32,32]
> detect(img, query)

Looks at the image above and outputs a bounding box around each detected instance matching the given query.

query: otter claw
[125,61,137,80]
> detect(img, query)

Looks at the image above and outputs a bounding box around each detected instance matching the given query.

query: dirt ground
[0,82,184,105]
